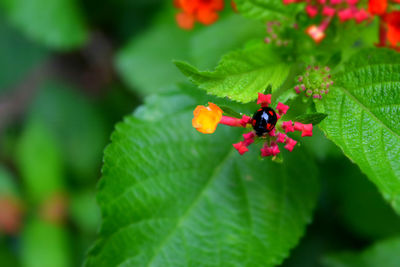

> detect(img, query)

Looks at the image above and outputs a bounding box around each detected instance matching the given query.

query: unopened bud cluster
[264,21,291,47]
[294,66,333,99]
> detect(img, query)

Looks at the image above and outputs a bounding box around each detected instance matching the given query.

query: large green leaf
[175,42,291,103]
[316,48,400,213]
[322,237,400,267]
[0,0,88,49]
[85,93,319,267]
[234,0,300,21]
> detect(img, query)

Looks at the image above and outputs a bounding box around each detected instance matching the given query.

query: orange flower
[192,102,223,134]
[175,0,224,30]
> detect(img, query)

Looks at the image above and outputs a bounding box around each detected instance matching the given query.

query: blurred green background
[0,0,399,266]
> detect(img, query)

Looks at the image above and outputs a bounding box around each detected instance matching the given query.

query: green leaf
[0,0,88,49]
[16,117,64,204]
[85,93,319,267]
[234,0,300,21]
[0,165,18,196]
[115,9,194,95]
[22,219,70,267]
[175,42,291,103]
[322,237,400,267]
[295,113,327,125]
[29,82,108,182]
[220,105,242,118]
[329,159,400,241]
[316,48,400,213]
[190,14,265,69]
[0,15,47,93]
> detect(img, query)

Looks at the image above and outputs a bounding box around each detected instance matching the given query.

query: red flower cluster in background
[369,0,400,50]
[174,0,224,30]
[284,0,371,43]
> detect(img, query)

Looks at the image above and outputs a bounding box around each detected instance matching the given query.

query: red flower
[368,0,387,15]
[175,0,224,30]
[384,11,400,47]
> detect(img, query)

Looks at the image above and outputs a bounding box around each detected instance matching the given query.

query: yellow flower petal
[192,102,222,134]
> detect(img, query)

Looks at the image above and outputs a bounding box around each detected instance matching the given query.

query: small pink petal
[302,124,313,137]
[282,121,294,133]
[233,142,249,155]
[293,122,304,131]
[268,128,276,137]
[276,102,289,115]
[338,8,353,22]
[306,5,318,18]
[276,132,286,143]
[284,138,297,152]
[257,93,271,107]
[322,6,336,17]
[354,9,369,23]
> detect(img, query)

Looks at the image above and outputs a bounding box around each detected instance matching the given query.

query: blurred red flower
[174,0,224,30]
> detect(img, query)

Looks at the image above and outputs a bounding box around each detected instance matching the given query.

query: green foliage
[295,113,327,125]
[175,42,291,103]
[190,15,265,69]
[330,160,400,241]
[0,15,47,93]
[29,82,108,181]
[0,0,88,49]
[322,237,400,267]
[21,219,70,267]
[115,10,193,95]
[116,12,265,95]
[16,118,64,204]
[234,0,300,21]
[316,48,400,213]
[0,166,18,196]
[85,93,319,267]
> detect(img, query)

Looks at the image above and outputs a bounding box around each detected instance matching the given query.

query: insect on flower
[192,93,314,159]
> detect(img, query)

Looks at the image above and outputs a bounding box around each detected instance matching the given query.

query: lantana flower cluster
[192,93,313,159]
[284,0,371,43]
[294,66,333,99]
[174,0,224,30]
